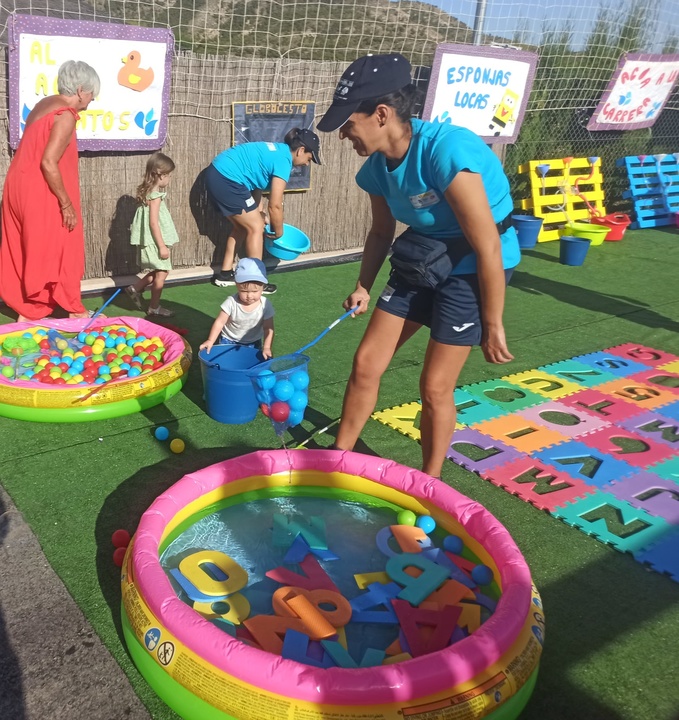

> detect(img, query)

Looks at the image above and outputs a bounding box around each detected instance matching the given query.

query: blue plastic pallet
[616,154,679,228]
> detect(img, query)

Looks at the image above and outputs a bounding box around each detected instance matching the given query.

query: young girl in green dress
[126,152,179,317]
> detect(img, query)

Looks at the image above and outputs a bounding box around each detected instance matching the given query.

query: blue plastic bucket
[264,223,311,260]
[198,344,264,424]
[559,236,591,266]
[511,215,543,249]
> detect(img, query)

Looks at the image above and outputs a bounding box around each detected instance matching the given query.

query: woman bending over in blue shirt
[207,127,321,293]
[317,53,519,479]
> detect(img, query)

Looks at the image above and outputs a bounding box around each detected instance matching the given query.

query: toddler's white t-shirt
[220,295,274,344]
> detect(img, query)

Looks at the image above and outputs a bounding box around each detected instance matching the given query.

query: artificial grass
[1,228,679,719]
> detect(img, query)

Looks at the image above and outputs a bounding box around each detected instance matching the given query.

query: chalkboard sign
[232,101,316,191]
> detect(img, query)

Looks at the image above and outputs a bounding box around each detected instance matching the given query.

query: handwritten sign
[587,53,679,131]
[422,44,538,144]
[232,101,316,191]
[8,14,173,151]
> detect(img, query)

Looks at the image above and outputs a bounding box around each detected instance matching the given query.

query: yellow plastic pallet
[517,157,607,242]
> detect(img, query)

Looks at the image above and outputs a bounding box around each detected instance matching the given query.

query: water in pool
[160,495,492,664]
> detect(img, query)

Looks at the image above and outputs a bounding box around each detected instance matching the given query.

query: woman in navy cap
[318,53,519,479]
[207,127,321,294]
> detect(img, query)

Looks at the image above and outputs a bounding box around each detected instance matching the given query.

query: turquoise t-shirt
[212,142,293,191]
[355,119,520,275]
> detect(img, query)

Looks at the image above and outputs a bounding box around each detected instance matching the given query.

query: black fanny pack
[389,217,512,289]
[389,230,457,288]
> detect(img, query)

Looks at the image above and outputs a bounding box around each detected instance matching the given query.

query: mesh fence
[0,0,677,276]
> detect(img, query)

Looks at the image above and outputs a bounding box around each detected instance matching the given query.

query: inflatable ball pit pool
[0,316,191,422]
[121,449,543,720]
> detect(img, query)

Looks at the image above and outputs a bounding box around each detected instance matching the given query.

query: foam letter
[386,553,449,606]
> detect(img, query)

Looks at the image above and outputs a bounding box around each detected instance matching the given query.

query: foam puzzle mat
[373,344,679,583]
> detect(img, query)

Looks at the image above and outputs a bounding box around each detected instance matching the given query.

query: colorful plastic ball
[270,401,290,422]
[111,529,131,548]
[471,564,494,586]
[273,379,294,402]
[128,367,141,378]
[256,369,276,390]
[288,409,304,427]
[291,369,310,390]
[170,438,185,454]
[415,515,436,534]
[154,426,170,441]
[113,547,127,567]
[260,403,271,417]
[1,366,14,378]
[397,510,417,526]
[443,534,464,554]
[289,390,308,412]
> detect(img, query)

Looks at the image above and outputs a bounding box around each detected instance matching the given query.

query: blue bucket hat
[235,258,268,284]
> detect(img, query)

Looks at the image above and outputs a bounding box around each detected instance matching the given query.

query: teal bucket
[559,236,591,266]
[199,344,264,424]
[511,215,543,249]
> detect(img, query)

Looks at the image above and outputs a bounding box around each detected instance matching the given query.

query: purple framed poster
[422,43,538,144]
[8,14,174,151]
[587,53,679,131]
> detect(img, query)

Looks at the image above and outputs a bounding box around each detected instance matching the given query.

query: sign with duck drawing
[8,14,173,150]
[586,53,679,131]
[422,43,538,144]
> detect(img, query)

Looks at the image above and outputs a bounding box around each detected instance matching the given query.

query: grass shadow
[94,439,262,645]
[511,270,679,333]
[522,549,679,719]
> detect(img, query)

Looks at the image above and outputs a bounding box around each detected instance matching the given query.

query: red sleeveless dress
[0,106,86,320]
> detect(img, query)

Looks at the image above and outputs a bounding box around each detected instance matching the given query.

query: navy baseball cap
[317,53,412,132]
[297,128,322,164]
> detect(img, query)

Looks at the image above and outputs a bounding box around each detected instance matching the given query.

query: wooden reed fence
[0,54,373,280]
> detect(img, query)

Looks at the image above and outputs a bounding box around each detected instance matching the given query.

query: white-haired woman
[0,60,100,321]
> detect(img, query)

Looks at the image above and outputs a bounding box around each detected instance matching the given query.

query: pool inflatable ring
[0,316,191,422]
[121,450,543,720]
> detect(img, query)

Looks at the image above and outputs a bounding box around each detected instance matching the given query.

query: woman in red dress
[0,60,100,321]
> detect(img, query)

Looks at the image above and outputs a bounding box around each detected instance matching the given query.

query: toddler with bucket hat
[200,258,275,358]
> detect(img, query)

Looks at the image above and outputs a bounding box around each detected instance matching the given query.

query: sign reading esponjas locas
[8,14,174,151]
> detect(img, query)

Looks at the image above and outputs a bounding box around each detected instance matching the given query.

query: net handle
[295,306,358,355]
